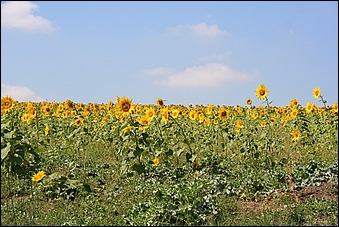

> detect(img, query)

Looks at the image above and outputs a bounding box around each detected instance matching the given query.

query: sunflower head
[64,100,75,110]
[75,118,83,126]
[289,99,299,108]
[291,129,301,142]
[156,98,165,107]
[116,96,133,115]
[152,158,160,166]
[255,84,269,100]
[218,107,227,118]
[1,95,15,113]
[313,87,321,99]
[246,98,252,105]
[32,170,46,182]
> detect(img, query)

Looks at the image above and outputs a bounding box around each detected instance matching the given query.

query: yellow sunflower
[171,108,181,119]
[42,104,52,116]
[290,108,298,118]
[21,113,30,123]
[291,129,301,142]
[312,87,321,99]
[236,119,243,128]
[75,118,83,126]
[189,110,198,121]
[218,107,227,119]
[45,125,50,136]
[145,107,156,121]
[204,118,211,127]
[116,96,133,116]
[32,170,46,182]
[1,95,15,113]
[305,102,314,114]
[331,102,338,115]
[246,98,252,105]
[64,99,75,110]
[152,158,160,166]
[161,107,169,124]
[156,98,165,107]
[289,99,299,108]
[255,84,269,100]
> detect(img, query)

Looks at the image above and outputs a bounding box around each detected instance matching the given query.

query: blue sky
[1,1,338,107]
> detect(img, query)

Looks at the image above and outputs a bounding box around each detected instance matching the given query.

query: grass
[1,139,338,226]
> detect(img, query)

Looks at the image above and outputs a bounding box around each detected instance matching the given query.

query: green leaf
[1,143,11,160]
[165,149,173,157]
[185,152,192,163]
[132,164,145,174]
[4,130,14,139]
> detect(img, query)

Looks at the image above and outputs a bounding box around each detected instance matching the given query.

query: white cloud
[141,67,176,77]
[1,83,45,102]
[198,52,232,62]
[154,63,258,88]
[1,1,59,32]
[166,23,229,37]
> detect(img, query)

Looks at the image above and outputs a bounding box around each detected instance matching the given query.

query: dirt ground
[237,180,338,214]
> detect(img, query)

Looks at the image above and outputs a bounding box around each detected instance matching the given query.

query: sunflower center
[122,102,131,112]
[260,90,266,96]
[220,111,227,117]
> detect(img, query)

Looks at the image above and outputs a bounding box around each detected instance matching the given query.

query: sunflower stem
[169,115,193,155]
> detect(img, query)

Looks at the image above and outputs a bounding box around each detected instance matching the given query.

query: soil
[237,181,338,214]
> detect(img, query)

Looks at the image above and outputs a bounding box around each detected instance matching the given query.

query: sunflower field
[1,85,338,226]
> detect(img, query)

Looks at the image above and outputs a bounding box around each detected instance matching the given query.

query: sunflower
[313,87,321,99]
[236,119,243,128]
[291,129,301,142]
[1,95,15,113]
[255,84,269,100]
[246,98,252,105]
[152,158,160,166]
[206,104,214,115]
[189,110,198,121]
[289,99,299,108]
[123,124,131,133]
[305,102,314,114]
[42,105,52,116]
[138,115,150,125]
[116,96,133,116]
[251,112,259,119]
[204,118,211,127]
[145,107,156,121]
[192,161,199,169]
[32,170,46,182]
[234,127,241,133]
[199,113,205,123]
[75,118,83,126]
[331,102,338,115]
[218,107,227,119]
[290,108,298,118]
[156,98,165,107]
[261,121,266,127]
[111,126,117,132]
[45,125,50,136]
[64,99,75,110]
[171,108,181,119]
[161,107,169,124]
[28,107,37,119]
[21,113,30,123]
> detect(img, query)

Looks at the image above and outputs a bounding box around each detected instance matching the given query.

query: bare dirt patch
[295,181,338,201]
[237,181,338,214]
